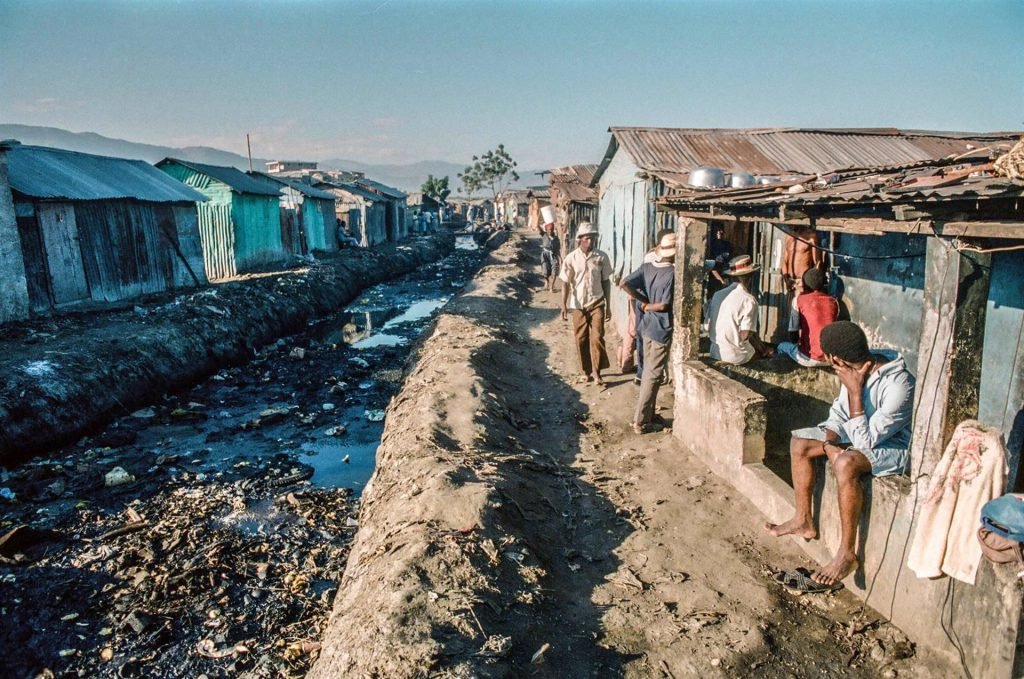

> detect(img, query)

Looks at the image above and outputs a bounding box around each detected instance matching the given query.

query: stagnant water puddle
[107,235,486,494]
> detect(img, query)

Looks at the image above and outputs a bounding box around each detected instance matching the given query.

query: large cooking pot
[689,166,725,189]
[757,175,781,185]
[730,171,756,188]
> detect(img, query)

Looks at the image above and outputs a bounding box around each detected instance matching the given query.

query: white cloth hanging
[907,420,1008,584]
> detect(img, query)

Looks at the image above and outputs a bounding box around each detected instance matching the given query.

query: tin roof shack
[248,172,337,254]
[591,127,1021,341]
[659,148,1024,677]
[355,178,408,242]
[496,189,531,228]
[318,181,387,248]
[156,158,283,281]
[0,144,208,320]
[526,187,550,231]
[549,164,598,245]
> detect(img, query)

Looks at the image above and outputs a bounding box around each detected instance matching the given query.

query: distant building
[547,164,598,244]
[157,158,283,280]
[265,160,317,174]
[0,142,208,323]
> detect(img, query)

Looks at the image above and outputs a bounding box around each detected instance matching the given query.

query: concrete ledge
[674,360,1024,677]
[673,360,766,465]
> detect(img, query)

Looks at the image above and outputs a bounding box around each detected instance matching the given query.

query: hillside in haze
[0,124,532,192]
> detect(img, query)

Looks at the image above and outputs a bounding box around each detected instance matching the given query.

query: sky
[1,0,1022,170]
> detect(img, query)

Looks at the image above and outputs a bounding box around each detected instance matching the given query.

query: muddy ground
[0,228,958,678]
[309,232,956,678]
[0,232,480,678]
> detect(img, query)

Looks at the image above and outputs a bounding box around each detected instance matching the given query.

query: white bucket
[540,205,555,225]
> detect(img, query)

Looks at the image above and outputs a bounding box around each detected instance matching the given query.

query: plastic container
[540,205,555,225]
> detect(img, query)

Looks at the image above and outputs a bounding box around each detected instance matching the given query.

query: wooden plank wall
[14,203,52,312]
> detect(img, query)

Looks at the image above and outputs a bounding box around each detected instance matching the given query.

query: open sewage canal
[0,236,486,678]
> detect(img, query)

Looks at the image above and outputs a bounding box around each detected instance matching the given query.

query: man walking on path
[620,231,676,434]
[766,321,915,587]
[560,222,613,386]
[538,220,561,292]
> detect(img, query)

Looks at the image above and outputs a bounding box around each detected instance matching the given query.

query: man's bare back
[782,228,824,290]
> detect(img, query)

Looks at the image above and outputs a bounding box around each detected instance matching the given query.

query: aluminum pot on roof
[730,171,757,188]
[689,166,726,189]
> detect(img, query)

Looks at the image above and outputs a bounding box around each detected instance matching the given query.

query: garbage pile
[0,449,356,678]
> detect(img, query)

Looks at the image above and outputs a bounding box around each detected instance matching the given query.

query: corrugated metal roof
[549,164,599,185]
[595,127,1022,186]
[157,158,281,196]
[6,144,208,203]
[321,182,384,202]
[355,178,407,200]
[660,160,1024,210]
[248,172,338,201]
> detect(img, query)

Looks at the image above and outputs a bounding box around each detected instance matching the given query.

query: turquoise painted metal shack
[156,158,283,280]
[247,172,337,254]
[1,143,208,322]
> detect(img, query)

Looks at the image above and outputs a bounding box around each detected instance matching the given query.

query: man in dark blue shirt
[620,231,676,434]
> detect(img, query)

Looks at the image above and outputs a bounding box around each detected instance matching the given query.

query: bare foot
[765,517,817,539]
[813,551,858,585]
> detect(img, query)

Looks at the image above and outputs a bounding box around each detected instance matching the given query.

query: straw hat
[655,232,677,259]
[724,254,759,276]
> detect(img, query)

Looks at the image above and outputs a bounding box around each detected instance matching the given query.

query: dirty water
[0,235,486,678]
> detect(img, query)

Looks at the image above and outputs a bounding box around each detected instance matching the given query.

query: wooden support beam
[673,217,708,361]
[911,241,992,472]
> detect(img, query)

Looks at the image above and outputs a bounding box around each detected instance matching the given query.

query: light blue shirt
[820,351,915,453]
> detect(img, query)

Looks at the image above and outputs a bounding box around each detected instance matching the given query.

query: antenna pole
[246,134,253,172]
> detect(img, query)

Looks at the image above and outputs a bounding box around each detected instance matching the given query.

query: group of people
[544,216,916,591]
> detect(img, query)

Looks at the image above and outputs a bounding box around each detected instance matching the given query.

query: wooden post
[911,239,992,472]
[674,216,709,361]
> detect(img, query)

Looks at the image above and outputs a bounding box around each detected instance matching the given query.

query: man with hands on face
[766,321,915,588]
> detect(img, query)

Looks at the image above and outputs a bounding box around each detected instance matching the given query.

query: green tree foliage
[420,175,451,204]
[459,144,519,201]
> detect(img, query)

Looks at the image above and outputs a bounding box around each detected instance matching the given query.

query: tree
[420,175,451,205]
[459,144,519,202]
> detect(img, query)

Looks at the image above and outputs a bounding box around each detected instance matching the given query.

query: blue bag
[980,493,1024,542]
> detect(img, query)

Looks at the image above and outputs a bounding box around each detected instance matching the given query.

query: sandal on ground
[772,567,843,594]
[630,422,645,435]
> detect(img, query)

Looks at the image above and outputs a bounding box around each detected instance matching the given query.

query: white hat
[576,222,598,238]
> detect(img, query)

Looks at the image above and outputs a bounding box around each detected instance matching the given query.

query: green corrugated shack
[247,172,337,254]
[156,158,283,280]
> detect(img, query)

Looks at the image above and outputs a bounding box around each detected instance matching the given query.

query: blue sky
[1,0,1022,169]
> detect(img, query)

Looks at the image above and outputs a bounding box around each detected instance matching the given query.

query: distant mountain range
[0,124,541,192]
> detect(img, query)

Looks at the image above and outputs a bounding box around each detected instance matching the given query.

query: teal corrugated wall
[231,193,283,271]
[302,197,333,251]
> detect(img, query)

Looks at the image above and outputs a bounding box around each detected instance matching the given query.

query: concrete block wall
[0,143,30,324]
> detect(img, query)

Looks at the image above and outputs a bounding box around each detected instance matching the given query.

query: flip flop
[772,567,843,594]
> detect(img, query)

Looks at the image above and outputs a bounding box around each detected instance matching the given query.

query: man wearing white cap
[707,254,773,364]
[559,221,613,386]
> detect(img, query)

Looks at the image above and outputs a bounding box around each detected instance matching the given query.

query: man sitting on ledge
[766,321,915,587]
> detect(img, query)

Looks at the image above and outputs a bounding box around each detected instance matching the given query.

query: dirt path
[311,230,953,678]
